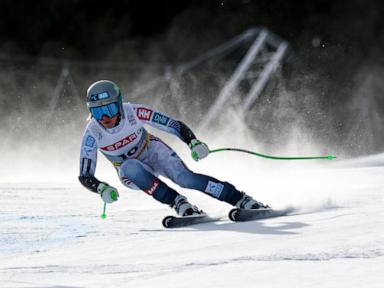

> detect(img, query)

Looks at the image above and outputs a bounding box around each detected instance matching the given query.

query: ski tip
[162,215,174,228]
[326,155,336,160]
[162,214,217,228]
[228,208,239,222]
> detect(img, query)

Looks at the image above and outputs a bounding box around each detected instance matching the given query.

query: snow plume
[342,66,384,154]
[188,109,383,215]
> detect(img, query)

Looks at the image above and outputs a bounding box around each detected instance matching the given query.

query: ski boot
[235,192,270,210]
[173,195,204,216]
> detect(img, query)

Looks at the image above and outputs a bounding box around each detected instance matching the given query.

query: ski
[228,207,295,222]
[162,214,217,228]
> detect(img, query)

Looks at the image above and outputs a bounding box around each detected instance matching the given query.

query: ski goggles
[90,102,120,121]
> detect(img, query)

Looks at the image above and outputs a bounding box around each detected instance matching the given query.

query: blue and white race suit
[79,103,242,206]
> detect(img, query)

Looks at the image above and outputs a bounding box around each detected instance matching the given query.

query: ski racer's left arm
[132,104,209,161]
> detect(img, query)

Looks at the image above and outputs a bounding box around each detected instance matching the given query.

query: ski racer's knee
[174,170,198,188]
[119,159,146,181]
[119,176,140,190]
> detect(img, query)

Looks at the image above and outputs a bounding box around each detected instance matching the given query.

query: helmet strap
[114,113,122,127]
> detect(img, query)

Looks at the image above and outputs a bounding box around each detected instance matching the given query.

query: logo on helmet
[90,91,110,102]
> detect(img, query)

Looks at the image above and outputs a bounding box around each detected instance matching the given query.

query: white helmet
[86,80,123,120]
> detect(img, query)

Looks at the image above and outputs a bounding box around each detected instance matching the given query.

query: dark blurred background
[0,0,383,156]
[0,0,382,62]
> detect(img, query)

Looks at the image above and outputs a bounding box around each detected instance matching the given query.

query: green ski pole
[101,202,107,219]
[209,148,336,161]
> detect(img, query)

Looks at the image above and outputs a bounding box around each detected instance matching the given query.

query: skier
[79,80,269,217]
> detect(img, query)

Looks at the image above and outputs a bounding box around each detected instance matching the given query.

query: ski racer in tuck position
[79,80,269,217]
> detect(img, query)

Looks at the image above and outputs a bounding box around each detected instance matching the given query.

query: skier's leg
[119,159,178,205]
[118,159,202,215]
[149,139,244,206]
[174,163,244,206]
[175,163,269,209]
[174,160,268,208]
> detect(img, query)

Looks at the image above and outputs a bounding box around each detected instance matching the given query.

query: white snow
[1,154,384,288]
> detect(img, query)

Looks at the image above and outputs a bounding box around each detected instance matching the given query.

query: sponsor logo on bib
[100,133,137,151]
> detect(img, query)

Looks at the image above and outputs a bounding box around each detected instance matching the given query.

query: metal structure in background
[197,28,289,130]
[49,64,79,112]
[128,27,289,130]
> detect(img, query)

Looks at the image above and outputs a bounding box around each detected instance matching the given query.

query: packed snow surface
[1,154,384,287]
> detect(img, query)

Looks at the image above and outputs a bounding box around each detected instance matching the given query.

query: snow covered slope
[1,156,384,288]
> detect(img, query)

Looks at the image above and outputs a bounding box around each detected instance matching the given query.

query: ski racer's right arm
[78,128,119,203]
[79,129,100,192]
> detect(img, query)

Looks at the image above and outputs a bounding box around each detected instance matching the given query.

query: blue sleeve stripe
[168,120,181,136]
[81,158,85,175]
[81,158,92,176]
[86,159,91,174]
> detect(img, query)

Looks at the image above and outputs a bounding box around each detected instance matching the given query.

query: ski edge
[228,207,295,222]
[162,214,218,228]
